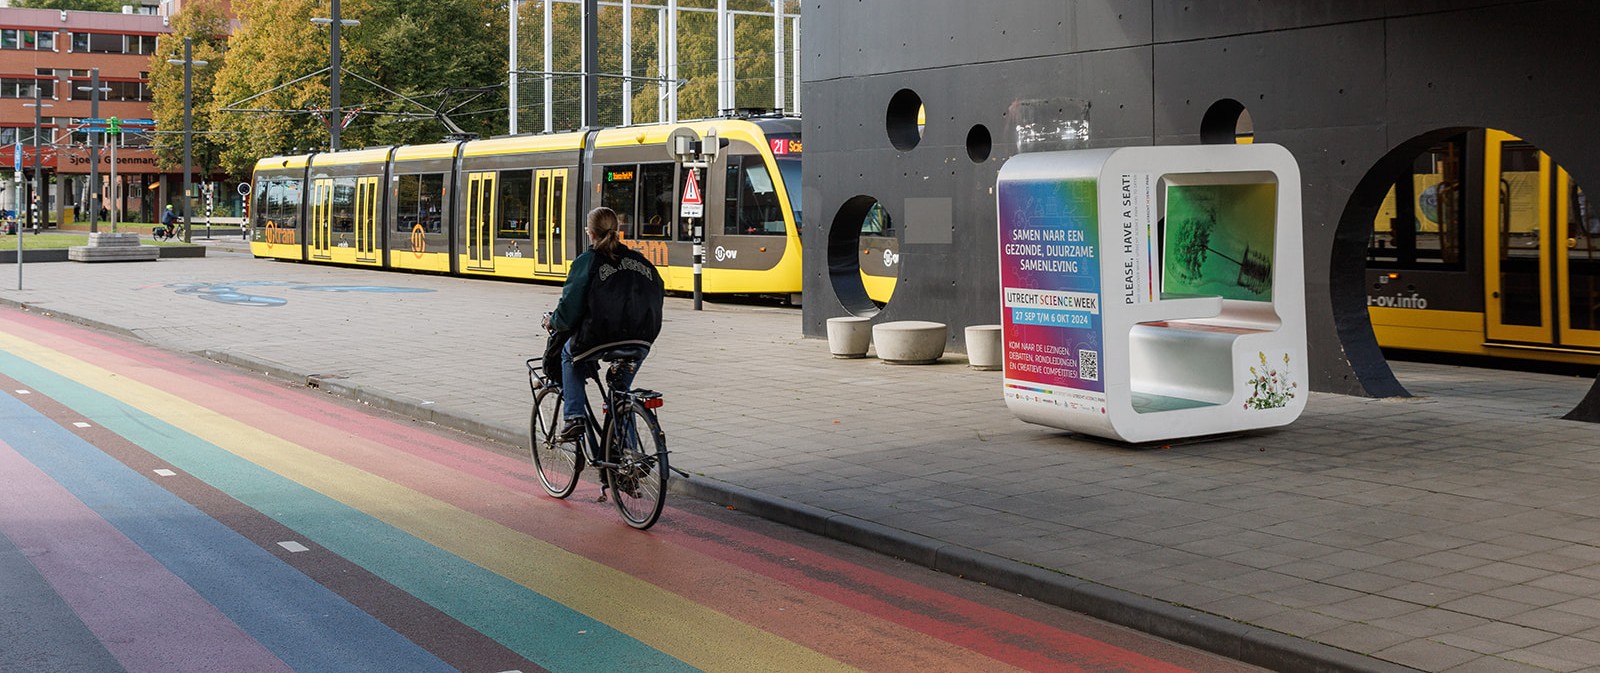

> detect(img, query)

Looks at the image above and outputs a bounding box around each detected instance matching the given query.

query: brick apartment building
[0,2,232,228]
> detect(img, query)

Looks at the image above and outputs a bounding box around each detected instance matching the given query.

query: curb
[0,307,1421,673]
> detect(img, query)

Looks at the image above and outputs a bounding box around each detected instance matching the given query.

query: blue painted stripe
[0,350,695,673]
[0,383,460,673]
[0,529,127,673]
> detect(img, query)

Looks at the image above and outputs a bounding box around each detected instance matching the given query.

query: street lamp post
[22,83,53,234]
[311,1,358,152]
[77,69,109,234]
[167,37,208,242]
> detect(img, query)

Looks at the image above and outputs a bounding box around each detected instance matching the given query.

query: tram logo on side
[264,220,296,248]
[410,223,427,258]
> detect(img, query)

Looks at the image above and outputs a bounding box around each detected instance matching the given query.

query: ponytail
[588,207,622,257]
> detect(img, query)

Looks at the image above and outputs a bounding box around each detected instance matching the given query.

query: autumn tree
[209,0,508,175]
[148,0,231,180]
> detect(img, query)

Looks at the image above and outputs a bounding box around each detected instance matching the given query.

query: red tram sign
[680,169,703,218]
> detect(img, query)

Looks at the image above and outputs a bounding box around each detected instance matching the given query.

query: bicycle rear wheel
[606,402,668,529]
[530,386,581,498]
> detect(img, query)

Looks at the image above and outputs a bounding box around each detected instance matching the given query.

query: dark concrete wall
[800,0,1600,396]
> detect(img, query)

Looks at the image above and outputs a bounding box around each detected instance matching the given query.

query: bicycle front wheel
[606,402,668,529]
[530,386,581,498]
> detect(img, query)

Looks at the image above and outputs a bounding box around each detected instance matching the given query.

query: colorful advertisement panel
[997,179,1104,409]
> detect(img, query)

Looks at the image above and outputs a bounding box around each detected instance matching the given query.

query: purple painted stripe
[0,438,294,673]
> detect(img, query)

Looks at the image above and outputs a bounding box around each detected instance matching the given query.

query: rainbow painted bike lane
[0,306,1261,673]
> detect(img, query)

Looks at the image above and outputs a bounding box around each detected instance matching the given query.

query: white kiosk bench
[994,144,1307,443]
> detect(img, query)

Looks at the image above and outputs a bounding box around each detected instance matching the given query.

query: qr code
[1078,349,1100,382]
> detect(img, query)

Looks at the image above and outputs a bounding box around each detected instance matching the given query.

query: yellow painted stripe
[3,334,856,673]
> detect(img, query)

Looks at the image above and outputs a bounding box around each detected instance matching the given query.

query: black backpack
[570,246,664,362]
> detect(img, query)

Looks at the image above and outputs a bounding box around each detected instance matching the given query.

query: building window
[71,32,154,54]
[0,78,54,99]
[70,80,150,102]
[3,29,56,51]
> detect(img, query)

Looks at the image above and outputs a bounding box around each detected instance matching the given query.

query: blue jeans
[560,339,643,420]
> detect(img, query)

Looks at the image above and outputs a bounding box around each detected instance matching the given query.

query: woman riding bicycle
[542,206,665,442]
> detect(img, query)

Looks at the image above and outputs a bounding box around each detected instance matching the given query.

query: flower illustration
[1244,351,1296,410]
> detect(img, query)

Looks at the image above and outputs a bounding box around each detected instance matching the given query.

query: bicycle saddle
[595,345,650,363]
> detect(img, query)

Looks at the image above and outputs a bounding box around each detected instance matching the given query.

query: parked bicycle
[526,347,676,529]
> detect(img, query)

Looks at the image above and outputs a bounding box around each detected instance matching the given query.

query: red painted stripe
[3,306,1208,673]
[0,437,293,673]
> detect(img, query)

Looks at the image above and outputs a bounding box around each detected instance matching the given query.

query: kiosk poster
[1161,182,1277,302]
[997,179,1104,404]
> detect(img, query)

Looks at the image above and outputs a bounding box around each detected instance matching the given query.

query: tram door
[355,176,379,264]
[310,178,333,260]
[533,168,568,274]
[466,172,496,271]
[1484,130,1600,348]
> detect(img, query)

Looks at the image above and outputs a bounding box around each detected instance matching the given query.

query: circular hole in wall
[1201,99,1254,144]
[828,195,900,316]
[886,89,925,151]
[966,124,992,162]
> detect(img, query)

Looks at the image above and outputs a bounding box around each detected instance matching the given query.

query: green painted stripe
[0,348,698,673]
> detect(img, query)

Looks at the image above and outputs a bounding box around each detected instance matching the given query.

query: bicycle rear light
[643,397,665,409]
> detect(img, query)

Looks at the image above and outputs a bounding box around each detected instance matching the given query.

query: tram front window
[724,155,785,235]
[777,158,801,234]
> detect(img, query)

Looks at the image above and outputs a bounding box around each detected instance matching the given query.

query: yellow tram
[1366,129,1600,366]
[249,116,803,298]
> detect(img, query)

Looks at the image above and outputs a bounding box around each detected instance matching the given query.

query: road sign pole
[13,141,21,290]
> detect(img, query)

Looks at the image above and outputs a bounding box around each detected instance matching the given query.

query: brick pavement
[4,244,1600,672]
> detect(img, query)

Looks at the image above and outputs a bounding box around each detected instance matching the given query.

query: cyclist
[543,206,665,441]
[159,204,179,239]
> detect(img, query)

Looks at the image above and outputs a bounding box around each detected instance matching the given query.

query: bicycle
[526,346,677,529]
[152,223,180,241]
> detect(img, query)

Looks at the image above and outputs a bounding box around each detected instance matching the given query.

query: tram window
[777,158,802,236]
[268,179,302,229]
[498,169,532,240]
[637,163,674,238]
[394,173,444,233]
[862,201,894,236]
[1368,138,1465,269]
[724,155,784,235]
[330,179,357,236]
[273,178,299,228]
[600,164,638,238]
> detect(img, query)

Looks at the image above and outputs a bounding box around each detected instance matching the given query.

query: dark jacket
[551,244,664,361]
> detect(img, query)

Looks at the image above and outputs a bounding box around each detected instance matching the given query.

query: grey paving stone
[11,253,1600,673]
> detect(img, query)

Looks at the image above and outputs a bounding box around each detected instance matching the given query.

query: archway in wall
[828,195,901,316]
[1335,127,1600,414]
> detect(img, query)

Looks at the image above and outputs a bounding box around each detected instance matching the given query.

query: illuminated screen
[1161,182,1277,302]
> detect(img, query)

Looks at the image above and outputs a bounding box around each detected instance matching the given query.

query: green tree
[514,0,797,133]
[13,0,123,12]
[210,0,328,175]
[148,0,231,180]
[210,0,508,175]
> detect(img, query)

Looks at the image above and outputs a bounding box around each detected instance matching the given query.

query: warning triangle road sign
[683,170,702,205]
[680,169,704,218]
